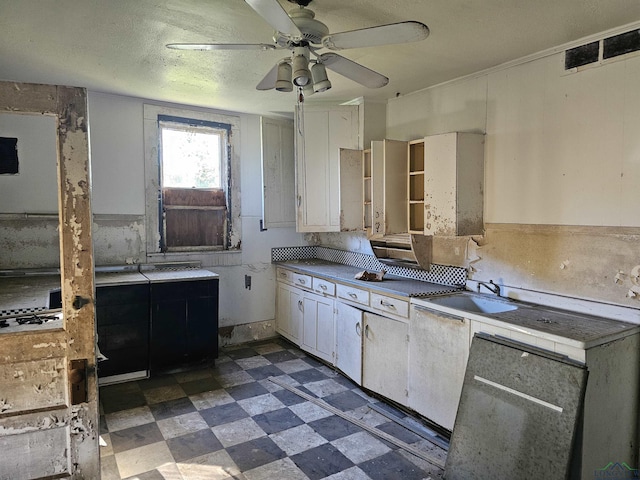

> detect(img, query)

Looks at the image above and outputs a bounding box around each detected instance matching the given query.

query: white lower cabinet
[362,312,409,406]
[301,290,335,364]
[408,303,470,431]
[276,282,303,344]
[335,302,364,385]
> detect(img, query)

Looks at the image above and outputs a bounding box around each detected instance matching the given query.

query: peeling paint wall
[470,224,640,309]
[0,92,307,344]
[385,47,640,312]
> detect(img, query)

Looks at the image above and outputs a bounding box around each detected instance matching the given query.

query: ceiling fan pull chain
[296,95,305,136]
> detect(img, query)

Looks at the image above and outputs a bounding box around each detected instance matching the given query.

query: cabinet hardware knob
[365,324,371,339]
[356,323,361,336]
[380,300,395,309]
[319,284,327,290]
[298,279,306,284]
[348,292,357,298]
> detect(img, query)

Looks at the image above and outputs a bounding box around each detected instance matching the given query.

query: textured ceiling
[1,0,639,116]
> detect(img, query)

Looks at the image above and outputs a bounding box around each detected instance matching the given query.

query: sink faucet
[478,280,501,296]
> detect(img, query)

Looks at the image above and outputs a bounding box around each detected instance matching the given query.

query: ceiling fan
[167,0,429,96]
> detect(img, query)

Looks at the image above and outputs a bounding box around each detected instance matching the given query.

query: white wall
[388,52,640,227]
[89,93,145,215]
[0,91,307,340]
[387,49,640,311]
[0,113,58,213]
[89,93,307,337]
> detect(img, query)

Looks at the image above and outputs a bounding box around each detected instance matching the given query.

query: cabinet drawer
[276,268,292,283]
[370,293,409,318]
[291,272,312,289]
[312,277,335,296]
[336,284,369,306]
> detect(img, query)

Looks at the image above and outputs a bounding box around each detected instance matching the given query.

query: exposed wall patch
[0,137,19,174]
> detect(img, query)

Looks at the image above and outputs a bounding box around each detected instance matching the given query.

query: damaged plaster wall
[471,224,640,309]
[384,40,640,311]
[0,92,307,345]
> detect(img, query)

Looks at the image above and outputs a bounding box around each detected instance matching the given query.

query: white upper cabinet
[370,139,409,237]
[413,132,485,236]
[295,105,359,232]
[261,117,295,228]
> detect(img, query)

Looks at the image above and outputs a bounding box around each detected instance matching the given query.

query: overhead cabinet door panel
[295,105,358,232]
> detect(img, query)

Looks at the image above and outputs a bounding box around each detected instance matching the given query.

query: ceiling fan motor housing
[289,8,329,44]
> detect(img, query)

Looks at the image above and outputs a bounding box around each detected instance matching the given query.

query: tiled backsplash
[271,246,466,286]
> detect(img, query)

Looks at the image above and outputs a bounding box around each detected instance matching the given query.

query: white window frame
[143,104,241,259]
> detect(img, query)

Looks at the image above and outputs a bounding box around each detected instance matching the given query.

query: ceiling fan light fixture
[311,62,331,92]
[302,83,315,97]
[291,47,311,87]
[275,60,293,92]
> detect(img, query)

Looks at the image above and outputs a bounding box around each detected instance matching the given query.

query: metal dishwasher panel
[445,333,587,479]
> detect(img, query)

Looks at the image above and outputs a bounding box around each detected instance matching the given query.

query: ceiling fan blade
[256,62,279,90]
[319,53,389,88]
[167,43,277,51]
[322,21,429,50]
[245,0,302,37]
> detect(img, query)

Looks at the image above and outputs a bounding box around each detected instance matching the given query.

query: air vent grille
[565,28,640,70]
[565,41,599,69]
[603,29,640,59]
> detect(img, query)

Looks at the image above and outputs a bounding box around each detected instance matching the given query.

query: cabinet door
[96,284,150,378]
[276,282,302,344]
[262,117,295,228]
[423,132,484,236]
[408,304,470,431]
[302,291,335,364]
[151,296,188,372]
[335,302,363,385]
[150,280,218,374]
[295,105,358,232]
[186,294,218,362]
[371,139,409,236]
[362,312,408,406]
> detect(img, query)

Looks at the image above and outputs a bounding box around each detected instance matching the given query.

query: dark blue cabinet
[149,279,219,375]
[96,284,150,378]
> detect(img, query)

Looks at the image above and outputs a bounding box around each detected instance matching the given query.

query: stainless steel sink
[426,293,518,314]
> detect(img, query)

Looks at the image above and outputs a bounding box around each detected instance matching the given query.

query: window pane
[161,127,221,188]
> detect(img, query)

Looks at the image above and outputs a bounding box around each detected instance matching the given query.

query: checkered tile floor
[99,338,446,479]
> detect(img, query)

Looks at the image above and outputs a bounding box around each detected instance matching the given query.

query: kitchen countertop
[413,293,640,349]
[277,260,639,349]
[142,268,219,283]
[0,267,219,318]
[275,259,460,298]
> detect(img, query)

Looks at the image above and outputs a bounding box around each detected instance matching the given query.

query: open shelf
[363,149,372,232]
[408,140,425,235]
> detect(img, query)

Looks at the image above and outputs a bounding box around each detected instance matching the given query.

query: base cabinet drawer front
[408,304,470,431]
[291,273,312,289]
[362,312,409,406]
[336,284,370,306]
[97,284,149,308]
[312,277,336,297]
[370,292,409,318]
[276,267,293,283]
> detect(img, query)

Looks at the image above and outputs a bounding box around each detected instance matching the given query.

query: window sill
[147,250,242,267]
